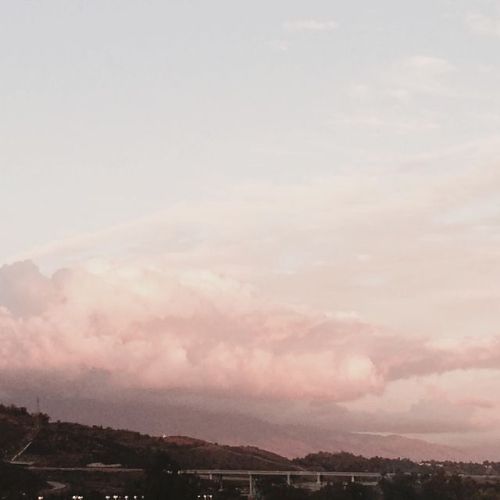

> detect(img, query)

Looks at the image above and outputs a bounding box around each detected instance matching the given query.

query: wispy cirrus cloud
[389,55,456,97]
[466,12,500,37]
[345,54,458,124]
[402,55,455,74]
[268,39,289,52]
[284,19,338,33]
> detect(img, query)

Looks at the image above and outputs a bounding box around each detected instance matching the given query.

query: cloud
[0,260,57,317]
[348,54,457,108]
[402,55,454,73]
[390,55,456,97]
[329,112,440,134]
[268,39,289,52]
[3,164,500,441]
[0,261,384,401]
[8,163,500,344]
[284,19,338,33]
[3,259,500,409]
[466,12,500,37]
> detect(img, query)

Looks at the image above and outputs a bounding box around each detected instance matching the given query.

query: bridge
[182,469,383,497]
[25,466,382,498]
[21,466,500,499]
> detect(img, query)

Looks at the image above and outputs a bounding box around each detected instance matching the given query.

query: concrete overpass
[26,466,381,498]
[183,469,383,497]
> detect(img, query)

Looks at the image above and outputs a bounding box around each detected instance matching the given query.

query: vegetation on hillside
[0,460,46,498]
[0,404,38,459]
[295,450,500,476]
[294,451,418,474]
[5,403,500,499]
[0,403,295,470]
[256,473,500,500]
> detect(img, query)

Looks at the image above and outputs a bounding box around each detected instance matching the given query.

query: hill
[32,395,470,462]
[0,402,474,474]
[0,404,39,458]
[2,403,500,493]
[0,403,296,470]
[0,460,46,495]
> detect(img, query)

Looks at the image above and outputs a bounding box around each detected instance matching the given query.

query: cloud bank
[284,19,338,33]
[3,164,500,447]
[1,260,500,407]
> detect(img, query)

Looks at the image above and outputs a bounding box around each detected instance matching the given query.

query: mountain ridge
[0,401,469,466]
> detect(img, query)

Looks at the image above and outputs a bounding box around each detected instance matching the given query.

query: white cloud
[284,19,338,33]
[466,12,500,37]
[345,54,457,111]
[268,39,289,52]
[390,55,456,97]
[402,55,455,74]
[329,112,441,134]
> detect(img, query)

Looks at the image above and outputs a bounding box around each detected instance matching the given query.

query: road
[183,469,382,479]
[25,466,500,484]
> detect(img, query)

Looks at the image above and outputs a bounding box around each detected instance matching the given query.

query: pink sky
[3,165,500,457]
[3,0,500,459]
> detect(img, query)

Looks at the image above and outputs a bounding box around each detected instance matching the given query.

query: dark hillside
[0,404,296,470]
[0,404,41,459]
[294,451,418,473]
[160,440,299,470]
[0,460,46,496]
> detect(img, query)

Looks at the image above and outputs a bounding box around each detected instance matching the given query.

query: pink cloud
[2,260,500,408]
[0,261,384,400]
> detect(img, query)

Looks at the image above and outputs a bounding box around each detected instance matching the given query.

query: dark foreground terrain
[3,403,500,499]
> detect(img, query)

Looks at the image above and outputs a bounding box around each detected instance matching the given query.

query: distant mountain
[2,404,497,500]
[1,400,468,464]
[164,414,468,463]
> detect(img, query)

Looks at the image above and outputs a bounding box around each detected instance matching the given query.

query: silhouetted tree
[380,473,418,500]
[312,481,377,500]
[136,451,203,500]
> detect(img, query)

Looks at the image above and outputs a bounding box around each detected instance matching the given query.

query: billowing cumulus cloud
[2,259,500,408]
[3,164,500,453]
[0,260,57,317]
[0,260,383,401]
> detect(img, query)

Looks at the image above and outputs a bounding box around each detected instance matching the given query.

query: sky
[2,0,500,457]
